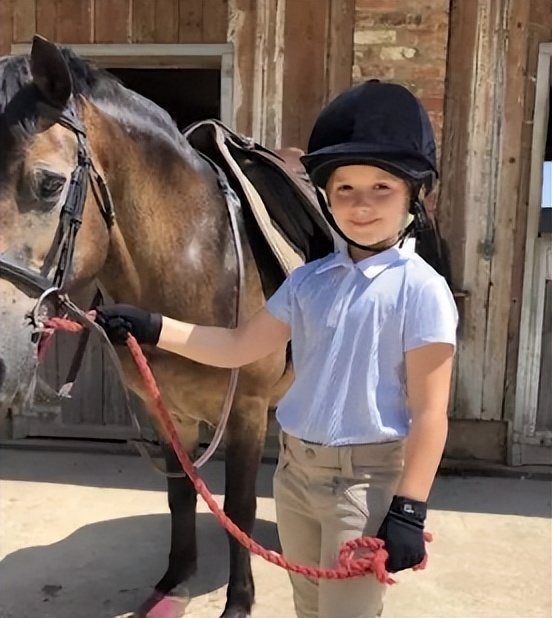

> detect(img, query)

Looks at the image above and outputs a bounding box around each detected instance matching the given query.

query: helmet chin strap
[314,188,430,254]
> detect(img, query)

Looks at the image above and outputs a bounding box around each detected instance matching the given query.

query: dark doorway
[107,68,221,131]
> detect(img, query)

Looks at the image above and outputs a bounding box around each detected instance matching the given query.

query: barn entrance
[107,68,221,129]
[9,44,233,445]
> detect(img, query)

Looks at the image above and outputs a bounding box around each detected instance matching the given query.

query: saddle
[184,119,335,296]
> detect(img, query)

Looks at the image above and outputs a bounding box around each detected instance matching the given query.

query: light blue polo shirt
[265,243,458,446]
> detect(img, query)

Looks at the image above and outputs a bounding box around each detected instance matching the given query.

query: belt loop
[339,445,354,477]
[278,430,286,452]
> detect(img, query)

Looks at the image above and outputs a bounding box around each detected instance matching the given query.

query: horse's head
[0,36,112,416]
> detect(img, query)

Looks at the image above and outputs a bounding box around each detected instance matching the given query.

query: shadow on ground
[0,448,278,498]
[1,449,550,518]
[0,511,280,618]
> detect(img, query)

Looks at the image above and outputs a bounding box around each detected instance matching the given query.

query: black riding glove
[376,495,427,573]
[95,304,163,345]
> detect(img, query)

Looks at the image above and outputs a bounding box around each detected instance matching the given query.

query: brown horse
[0,36,337,618]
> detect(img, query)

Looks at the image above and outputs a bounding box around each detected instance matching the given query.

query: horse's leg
[154,420,200,595]
[153,444,198,595]
[220,397,269,618]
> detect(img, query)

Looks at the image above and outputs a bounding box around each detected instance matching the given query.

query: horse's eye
[32,169,66,203]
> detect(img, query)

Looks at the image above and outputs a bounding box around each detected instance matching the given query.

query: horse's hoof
[134,591,190,618]
[219,608,250,618]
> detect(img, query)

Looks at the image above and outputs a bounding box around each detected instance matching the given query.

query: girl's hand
[376,495,427,573]
[95,304,163,345]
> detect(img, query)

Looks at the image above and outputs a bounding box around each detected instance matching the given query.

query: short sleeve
[265,274,294,325]
[403,276,458,351]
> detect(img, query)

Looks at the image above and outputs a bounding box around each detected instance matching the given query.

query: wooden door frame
[511,42,552,465]
[11,43,235,128]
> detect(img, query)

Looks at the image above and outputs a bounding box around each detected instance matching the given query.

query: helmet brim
[300,143,437,190]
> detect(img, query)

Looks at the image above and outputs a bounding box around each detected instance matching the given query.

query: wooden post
[440,0,535,421]
[249,0,285,149]
[227,0,257,135]
[0,0,13,54]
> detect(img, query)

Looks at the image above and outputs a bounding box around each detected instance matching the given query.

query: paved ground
[0,449,550,618]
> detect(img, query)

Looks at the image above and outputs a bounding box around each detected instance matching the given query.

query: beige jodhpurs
[273,432,405,618]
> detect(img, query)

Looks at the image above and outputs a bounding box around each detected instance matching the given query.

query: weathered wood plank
[481,0,531,420]
[250,0,285,148]
[536,280,552,431]
[178,0,203,43]
[131,0,155,43]
[56,0,92,43]
[35,0,56,41]
[0,0,13,54]
[282,0,330,149]
[326,0,355,102]
[227,0,256,134]
[503,0,552,422]
[439,0,500,419]
[101,346,133,426]
[153,0,179,43]
[13,0,35,43]
[202,0,228,43]
[94,0,130,43]
[74,339,104,426]
[21,420,136,440]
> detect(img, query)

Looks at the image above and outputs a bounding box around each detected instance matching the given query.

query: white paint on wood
[11,42,234,56]
[512,44,551,465]
[220,50,235,128]
[12,41,235,133]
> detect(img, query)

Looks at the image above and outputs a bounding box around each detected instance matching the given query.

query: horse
[0,36,455,617]
[0,35,337,618]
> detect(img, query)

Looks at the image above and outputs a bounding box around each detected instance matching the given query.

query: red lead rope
[44,315,431,584]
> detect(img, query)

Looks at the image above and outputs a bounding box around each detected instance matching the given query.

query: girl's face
[326,165,410,261]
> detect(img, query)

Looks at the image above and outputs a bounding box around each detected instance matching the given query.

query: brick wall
[352,0,450,152]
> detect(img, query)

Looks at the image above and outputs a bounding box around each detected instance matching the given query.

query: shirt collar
[315,239,416,280]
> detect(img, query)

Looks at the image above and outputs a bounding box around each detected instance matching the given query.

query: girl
[96,80,458,618]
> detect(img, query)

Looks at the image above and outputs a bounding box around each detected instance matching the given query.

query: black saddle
[184,119,335,297]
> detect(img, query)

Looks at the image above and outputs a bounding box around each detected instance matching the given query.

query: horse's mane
[0,47,182,144]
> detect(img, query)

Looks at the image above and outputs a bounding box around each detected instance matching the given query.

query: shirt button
[305,448,316,459]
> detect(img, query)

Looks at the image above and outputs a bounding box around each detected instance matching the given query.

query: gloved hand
[376,495,427,573]
[95,304,163,345]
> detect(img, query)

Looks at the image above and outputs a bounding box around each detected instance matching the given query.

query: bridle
[0,100,245,478]
[0,104,114,322]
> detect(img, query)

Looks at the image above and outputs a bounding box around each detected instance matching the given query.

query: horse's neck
[89,107,233,319]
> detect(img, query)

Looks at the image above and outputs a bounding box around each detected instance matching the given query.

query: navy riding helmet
[300,79,438,251]
[301,79,437,193]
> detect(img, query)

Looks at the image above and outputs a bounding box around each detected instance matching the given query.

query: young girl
[96,80,458,618]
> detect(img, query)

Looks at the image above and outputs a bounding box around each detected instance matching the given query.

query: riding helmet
[300,79,438,194]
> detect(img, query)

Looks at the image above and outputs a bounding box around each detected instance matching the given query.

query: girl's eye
[374,184,391,191]
[337,185,353,192]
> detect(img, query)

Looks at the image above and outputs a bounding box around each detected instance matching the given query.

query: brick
[352,0,450,148]
[354,62,396,82]
[374,12,423,27]
[380,45,417,60]
[354,29,397,44]
[420,96,444,114]
[355,0,399,10]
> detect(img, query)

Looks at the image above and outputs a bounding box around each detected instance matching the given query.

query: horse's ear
[30,35,72,109]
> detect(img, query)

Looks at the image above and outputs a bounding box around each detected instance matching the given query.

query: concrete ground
[0,449,550,618]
